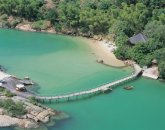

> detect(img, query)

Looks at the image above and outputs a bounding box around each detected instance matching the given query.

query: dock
[35,64,142,103]
[1,64,142,103]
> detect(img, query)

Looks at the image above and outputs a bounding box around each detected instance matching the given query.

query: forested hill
[0,0,164,79]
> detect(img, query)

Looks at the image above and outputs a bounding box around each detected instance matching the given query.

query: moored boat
[123,86,134,90]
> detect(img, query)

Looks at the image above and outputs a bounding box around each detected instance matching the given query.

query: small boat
[24,77,30,80]
[123,86,134,90]
[20,80,34,85]
[97,59,104,63]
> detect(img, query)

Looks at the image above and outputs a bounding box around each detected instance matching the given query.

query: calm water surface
[0,29,164,130]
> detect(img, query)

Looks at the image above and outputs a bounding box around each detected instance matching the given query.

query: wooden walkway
[35,64,142,103]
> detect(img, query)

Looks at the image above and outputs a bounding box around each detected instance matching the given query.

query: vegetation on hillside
[0,99,26,117]
[0,0,164,79]
[0,87,16,97]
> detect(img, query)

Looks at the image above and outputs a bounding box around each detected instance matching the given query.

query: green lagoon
[0,29,165,130]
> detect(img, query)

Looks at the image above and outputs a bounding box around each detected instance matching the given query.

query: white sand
[86,39,125,67]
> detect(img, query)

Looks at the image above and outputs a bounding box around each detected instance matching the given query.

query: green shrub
[10,19,21,28]
[8,102,26,117]
[32,20,49,31]
[1,20,10,28]
[0,99,26,117]
[0,100,4,107]
[0,87,5,92]
[4,90,16,97]
[54,24,61,32]
[28,96,37,104]
[0,14,8,20]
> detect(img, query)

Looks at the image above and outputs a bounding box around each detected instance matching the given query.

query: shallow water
[0,29,164,130]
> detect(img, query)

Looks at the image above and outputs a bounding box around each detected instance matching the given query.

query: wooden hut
[129,33,147,45]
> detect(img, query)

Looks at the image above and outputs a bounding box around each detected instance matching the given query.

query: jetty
[1,64,142,103]
[36,64,142,103]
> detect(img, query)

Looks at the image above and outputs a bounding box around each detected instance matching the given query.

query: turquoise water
[0,29,165,130]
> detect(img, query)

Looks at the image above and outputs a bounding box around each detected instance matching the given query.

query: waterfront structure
[129,33,147,45]
[16,84,26,91]
[1,64,142,103]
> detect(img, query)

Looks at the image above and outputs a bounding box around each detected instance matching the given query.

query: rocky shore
[0,95,66,129]
[0,69,68,129]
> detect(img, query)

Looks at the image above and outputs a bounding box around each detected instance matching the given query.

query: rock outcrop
[25,102,56,123]
[0,96,59,129]
[0,115,39,128]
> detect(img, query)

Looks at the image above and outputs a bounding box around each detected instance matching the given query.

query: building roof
[129,33,147,45]
[16,84,25,88]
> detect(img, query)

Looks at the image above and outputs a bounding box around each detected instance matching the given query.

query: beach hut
[16,84,26,91]
[129,33,147,45]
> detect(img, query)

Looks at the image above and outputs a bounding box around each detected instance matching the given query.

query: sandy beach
[86,39,125,67]
[14,23,124,68]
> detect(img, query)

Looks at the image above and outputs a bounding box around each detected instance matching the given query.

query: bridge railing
[33,87,100,98]
[28,73,137,98]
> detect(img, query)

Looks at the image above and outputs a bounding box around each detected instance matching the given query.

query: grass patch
[0,87,5,92]
[0,99,27,117]
[4,90,16,97]
[28,96,37,105]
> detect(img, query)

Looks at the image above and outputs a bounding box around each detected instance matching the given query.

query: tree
[144,21,165,43]
[109,20,132,37]
[158,61,165,79]
[58,1,80,29]
[97,0,111,10]
[119,3,149,34]
[45,7,58,24]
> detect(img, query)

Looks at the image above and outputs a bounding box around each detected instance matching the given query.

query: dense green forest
[0,0,164,79]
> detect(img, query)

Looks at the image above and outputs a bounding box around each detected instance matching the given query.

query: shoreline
[18,25,127,68]
[0,27,158,129]
[85,38,126,67]
[1,26,126,68]
[0,72,68,129]
[7,26,159,79]
[1,27,160,80]
[0,95,68,129]
[0,27,129,129]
